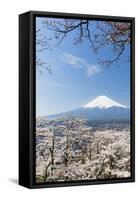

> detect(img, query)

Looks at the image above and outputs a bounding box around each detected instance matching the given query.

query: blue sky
[36,17,130,116]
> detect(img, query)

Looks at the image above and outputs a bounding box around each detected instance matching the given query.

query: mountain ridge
[83,95,127,109]
[47,96,130,121]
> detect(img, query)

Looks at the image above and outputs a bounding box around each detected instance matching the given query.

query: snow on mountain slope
[46,95,129,121]
[83,95,127,109]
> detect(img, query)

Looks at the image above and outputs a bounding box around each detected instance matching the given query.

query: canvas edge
[19,10,135,189]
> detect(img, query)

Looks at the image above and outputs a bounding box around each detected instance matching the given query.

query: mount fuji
[48,96,130,121]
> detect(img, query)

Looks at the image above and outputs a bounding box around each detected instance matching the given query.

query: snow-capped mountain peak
[83,95,127,109]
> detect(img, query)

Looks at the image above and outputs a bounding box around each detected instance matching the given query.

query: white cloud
[62,53,101,76]
[87,65,101,76]
[63,53,84,68]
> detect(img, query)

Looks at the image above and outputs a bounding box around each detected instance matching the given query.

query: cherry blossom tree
[36,18,130,72]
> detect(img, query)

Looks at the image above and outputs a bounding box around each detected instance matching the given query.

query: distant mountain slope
[47,96,130,121]
[83,95,127,109]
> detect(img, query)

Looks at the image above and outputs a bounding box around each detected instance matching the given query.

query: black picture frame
[19,10,135,189]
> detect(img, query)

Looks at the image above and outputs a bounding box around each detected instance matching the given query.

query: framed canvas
[19,11,135,189]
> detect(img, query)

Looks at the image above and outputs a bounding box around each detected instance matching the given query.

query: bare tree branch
[36,18,131,72]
